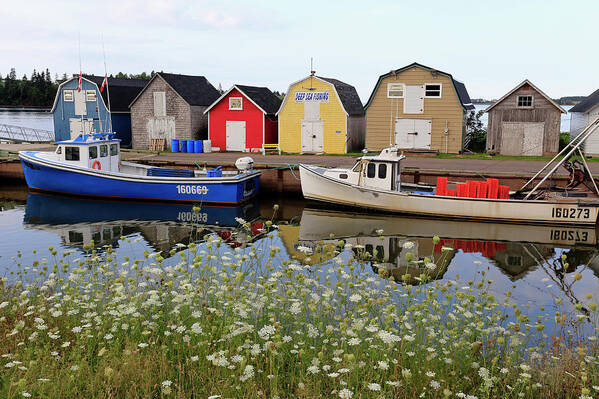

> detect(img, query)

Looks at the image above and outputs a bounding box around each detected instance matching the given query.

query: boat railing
[0,123,54,143]
[519,117,599,199]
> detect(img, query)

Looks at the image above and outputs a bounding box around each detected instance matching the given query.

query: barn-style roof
[129,72,220,107]
[570,88,599,113]
[317,77,364,115]
[204,84,281,115]
[236,85,282,114]
[485,79,566,114]
[83,75,147,113]
[276,75,363,116]
[364,62,475,111]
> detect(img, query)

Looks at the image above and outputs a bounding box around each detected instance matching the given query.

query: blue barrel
[180,140,187,153]
[186,140,194,153]
[171,139,180,153]
[194,140,203,153]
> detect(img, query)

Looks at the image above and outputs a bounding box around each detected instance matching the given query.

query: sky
[1,0,598,101]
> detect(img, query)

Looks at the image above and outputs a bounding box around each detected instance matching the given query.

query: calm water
[0,110,54,132]
[0,184,597,338]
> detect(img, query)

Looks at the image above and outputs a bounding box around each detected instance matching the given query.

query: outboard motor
[235,157,254,172]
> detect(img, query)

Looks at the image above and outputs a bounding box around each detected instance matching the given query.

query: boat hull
[20,152,260,204]
[299,164,599,226]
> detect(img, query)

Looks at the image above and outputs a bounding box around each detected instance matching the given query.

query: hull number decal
[178,211,208,223]
[549,229,589,242]
[176,185,208,195]
[551,207,590,219]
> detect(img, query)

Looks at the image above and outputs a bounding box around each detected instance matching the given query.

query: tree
[464,110,487,153]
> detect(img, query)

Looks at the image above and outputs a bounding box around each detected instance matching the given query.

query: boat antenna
[102,34,113,133]
[78,32,84,135]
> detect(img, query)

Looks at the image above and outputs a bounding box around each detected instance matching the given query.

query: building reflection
[23,192,263,254]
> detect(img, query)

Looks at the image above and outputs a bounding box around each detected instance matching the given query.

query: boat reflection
[23,192,262,253]
[294,207,599,283]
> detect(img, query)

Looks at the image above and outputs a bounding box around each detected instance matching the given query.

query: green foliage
[464,110,487,153]
[559,133,570,151]
[0,68,58,107]
[113,71,153,80]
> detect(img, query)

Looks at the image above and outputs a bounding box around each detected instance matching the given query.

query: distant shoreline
[0,106,50,112]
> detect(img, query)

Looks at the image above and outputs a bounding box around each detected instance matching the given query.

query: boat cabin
[54,133,121,172]
[322,148,404,191]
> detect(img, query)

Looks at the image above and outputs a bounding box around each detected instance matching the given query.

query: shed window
[100,144,108,157]
[65,146,80,161]
[517,95,533,107]
[86,90,96,102]
[378,163,387,179]
[63,90,74,102]
[367,163,376,178]
[229,97,243,110]
[387,83,404,98]
[110,144,118,156]
[425,84,442,98]
[89,146,98,159]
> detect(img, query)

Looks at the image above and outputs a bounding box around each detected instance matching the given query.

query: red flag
[100,74,107,93]
[77,74,82,92]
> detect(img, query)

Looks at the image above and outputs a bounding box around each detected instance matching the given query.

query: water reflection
[293,207,599,327]
[22,192,263,254]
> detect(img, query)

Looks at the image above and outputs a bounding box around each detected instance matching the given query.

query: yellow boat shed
[276,74,365,154]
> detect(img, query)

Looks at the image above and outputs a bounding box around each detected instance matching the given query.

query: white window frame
[424,83,442,98]
[387,83,405,98]
[229,97,243,110]
[63,90,74,102]
[86,90,96,102]
[517,95,533,108]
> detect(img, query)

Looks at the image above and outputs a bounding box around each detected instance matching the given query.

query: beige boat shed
[485,80,566,156]
[364,62,475,153]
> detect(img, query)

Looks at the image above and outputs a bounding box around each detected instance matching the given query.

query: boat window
[89,146,98,159]
[339,173,348,179]
[367,163,376,178]
[378,164,387,179]
[100,144,108,157]
[65,146,80,161]
[110,144,118,156]
[352,162,362,172]
[56,146,62,155]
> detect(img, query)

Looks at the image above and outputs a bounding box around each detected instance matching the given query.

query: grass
[0,212,597,398]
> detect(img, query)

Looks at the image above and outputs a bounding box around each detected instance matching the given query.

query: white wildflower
[367,383,381,391]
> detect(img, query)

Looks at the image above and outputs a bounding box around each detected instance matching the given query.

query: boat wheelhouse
[19,133,260,204]
[299,119,599,225]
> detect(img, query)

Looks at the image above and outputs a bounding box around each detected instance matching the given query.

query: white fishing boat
[299,119,599,226]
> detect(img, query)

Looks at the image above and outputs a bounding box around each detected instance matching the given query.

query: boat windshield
[352,161,362,172]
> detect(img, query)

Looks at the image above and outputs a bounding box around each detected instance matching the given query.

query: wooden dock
[0,147,591,194]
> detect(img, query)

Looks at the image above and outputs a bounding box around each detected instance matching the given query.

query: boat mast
[102,35,113,133]
[520,117,599,199]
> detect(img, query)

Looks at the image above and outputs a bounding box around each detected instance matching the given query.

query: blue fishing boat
[19,133,260,204]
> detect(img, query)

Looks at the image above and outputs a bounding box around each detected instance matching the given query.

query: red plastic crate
[436,177,448,196]
[487,178,499,199]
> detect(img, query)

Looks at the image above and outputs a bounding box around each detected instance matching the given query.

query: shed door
[304,100,320,120]
[69,118,94,139]
[395,119,431,149]
[404,85,424,114]
[74,90,87,116]
[226,121,246,151]
[301,120,324,153]
[500,122,544,156]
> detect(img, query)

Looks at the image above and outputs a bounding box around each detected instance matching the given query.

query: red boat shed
[204,85,281,152]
